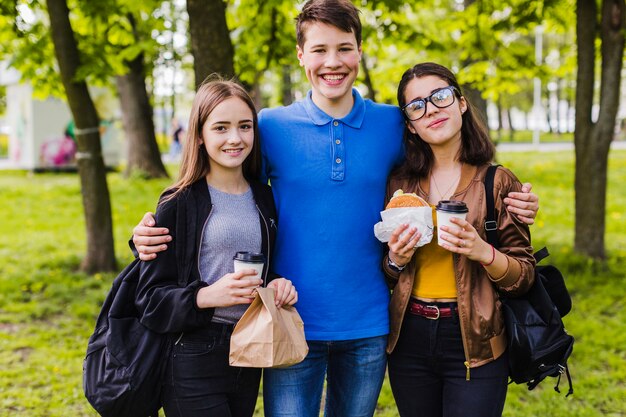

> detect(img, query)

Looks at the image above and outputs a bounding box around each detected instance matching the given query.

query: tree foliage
[2,1,580,121]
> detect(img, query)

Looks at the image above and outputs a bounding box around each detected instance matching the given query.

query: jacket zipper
[453,253,472,381]
[256,204,271,287]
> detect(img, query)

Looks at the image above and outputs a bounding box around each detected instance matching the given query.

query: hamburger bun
[386,189,429,209]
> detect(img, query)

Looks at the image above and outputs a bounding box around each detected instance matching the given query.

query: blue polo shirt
[259,89,404,340]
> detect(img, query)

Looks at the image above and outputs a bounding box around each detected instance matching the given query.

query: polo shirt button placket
[331,120,345,181]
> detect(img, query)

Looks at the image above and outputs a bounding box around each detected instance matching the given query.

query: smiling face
[403,75,467,150]
[200,97,255,176]
[297,22,362,115]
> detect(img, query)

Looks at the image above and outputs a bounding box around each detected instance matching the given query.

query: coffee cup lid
[436,200,468,213]
[233,252,266,263]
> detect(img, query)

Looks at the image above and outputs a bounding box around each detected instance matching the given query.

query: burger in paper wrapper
[385,190,430,209]
[374,190,434,247]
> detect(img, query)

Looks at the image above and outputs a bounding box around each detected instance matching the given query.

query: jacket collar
[302,88,366,128]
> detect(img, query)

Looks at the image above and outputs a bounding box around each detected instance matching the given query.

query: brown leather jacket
[383,164,535,371]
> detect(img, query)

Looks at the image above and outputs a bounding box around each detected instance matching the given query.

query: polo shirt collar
[303,88,366,128]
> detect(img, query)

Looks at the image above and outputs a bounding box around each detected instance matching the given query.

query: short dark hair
[296,0,362,48]
[394,62,494,180]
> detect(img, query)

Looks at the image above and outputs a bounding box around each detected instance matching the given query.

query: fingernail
[161,245,167,250]
[166,236,172,242]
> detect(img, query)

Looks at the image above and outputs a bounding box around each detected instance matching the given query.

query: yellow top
[412,207,457,299]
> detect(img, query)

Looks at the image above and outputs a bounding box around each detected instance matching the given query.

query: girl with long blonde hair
[135,79,297,417]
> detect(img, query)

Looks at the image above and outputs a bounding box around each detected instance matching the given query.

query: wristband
[387,257,406,272]
[481,244,496,267]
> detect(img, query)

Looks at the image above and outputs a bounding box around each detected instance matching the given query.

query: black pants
[162,322,261,417]
[388,304,509,417]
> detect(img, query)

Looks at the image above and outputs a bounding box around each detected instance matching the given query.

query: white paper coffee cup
[233,252,265,277]
[435,200,468,247]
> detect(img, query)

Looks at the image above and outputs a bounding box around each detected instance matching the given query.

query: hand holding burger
[385,190,430,270]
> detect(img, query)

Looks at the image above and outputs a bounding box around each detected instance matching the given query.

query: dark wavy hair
[393,62,494,182]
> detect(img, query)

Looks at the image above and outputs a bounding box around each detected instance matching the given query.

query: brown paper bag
[229,287,308,368]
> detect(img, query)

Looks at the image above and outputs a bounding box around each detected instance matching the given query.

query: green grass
[1,152,625,416]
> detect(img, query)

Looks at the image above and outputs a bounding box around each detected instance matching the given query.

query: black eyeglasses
[401,86,459,121]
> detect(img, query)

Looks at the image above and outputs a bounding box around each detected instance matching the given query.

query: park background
[1,0,625,416]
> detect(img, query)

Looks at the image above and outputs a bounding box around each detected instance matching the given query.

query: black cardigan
[135,179,279,334]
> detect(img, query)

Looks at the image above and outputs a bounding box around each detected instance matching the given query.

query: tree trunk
[281,65,293,106]
[574,0,625,259]
[117,13,167,179]
[246,81,263,111]
[496,97,503,142]
[461,0,489,128]
[504,108,515,141]
[46,0,116,273]
[463,85,489,128]
[545,95,554,134]
[116,42,168,178]
[187,0,235,89]
[360,53,377,101]
[116,68,168,178]
[555,78,562,136]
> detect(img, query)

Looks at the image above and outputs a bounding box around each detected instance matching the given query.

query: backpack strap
[483,164,501,248]
[534,246,550,264]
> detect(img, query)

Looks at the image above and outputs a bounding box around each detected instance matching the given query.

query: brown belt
[409,300,458,320]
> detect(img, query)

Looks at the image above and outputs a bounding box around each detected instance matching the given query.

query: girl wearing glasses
[382,62,536,417]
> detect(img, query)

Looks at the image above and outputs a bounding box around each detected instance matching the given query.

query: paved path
[496,141,626,152]
[1,142,625,170]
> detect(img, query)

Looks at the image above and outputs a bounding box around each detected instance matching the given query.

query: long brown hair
[162,78,261,203]
[393,62,494,181]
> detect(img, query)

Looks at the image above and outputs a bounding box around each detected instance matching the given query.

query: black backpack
[83,259,171,417]
[483,165,574,395]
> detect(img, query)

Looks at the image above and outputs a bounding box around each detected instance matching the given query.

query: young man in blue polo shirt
[131,1,539,416]
[255,3,404,415]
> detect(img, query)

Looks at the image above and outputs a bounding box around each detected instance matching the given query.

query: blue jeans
[263,335,388,417]
[388,305,509,417]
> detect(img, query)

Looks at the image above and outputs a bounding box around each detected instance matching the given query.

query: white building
[0,62,120,170]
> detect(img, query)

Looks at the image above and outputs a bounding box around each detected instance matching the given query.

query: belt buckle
[426,305,440,320]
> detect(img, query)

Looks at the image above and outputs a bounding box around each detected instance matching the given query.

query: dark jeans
[162,322,261,417]
[388,304,508,417]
